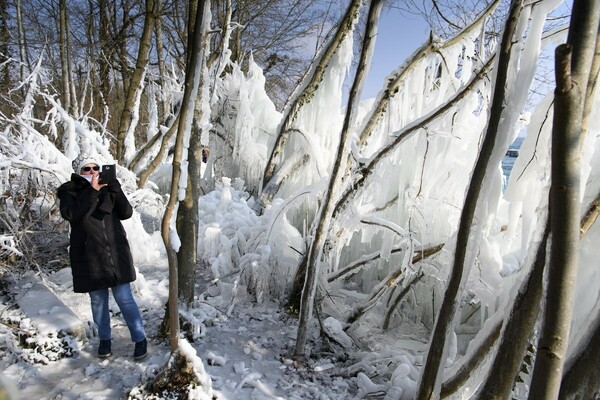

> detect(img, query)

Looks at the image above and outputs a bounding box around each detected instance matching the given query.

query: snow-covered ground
[1,262,363,400]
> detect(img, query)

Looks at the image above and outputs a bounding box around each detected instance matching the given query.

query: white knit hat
[72,154,99,172]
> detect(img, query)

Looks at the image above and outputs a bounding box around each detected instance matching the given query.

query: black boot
[133,338,147,360]
[98,339,112,358]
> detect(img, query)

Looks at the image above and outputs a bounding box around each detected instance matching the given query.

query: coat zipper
[101,218,117,277]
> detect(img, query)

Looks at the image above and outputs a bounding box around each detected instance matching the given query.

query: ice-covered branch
[332,57,494,220]
[355,0,499,150]
[261,0,364,196]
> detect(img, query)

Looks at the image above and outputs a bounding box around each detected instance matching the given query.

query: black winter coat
[57,174,136,293]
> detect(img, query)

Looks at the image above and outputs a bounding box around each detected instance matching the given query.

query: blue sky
[362,8,430,99]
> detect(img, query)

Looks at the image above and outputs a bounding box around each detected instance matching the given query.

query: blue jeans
[89,283,146,342]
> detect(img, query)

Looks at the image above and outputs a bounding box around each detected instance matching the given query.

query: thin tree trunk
[416,1,524,397]
[529,2,599,395]
[161,0,209,351]
[116,0,156,164]
[559,318,600,399]
[59,0,71,112]
[474,222,550,399]
[16,0,30,86]
[85,0,98,101]
[65,5,78,117]
[0,0,9,92]
[212,0,232,75]
[177,0,211,306]
[440,319,502,398]
[559,192,600,398]
[294,0,382,358]
[98,0,112,99]
[119,0,131,91]
[154,0,169,119]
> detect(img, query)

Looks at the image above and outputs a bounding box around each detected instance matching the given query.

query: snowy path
[2,264,360,399]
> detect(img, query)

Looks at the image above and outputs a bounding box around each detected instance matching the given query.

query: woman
[57,156,147,360]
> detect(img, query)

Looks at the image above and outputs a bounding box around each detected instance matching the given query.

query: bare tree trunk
[416,1,524,397]
[559,319,600,399]
[294,0,382,358]
[175,0,199,302]
[65,4,78,117]
[0,0,9,97]
[59,0,71,112]
[441,320,502,398]
[116,0,156,164]
[154,0,169,119]
[177,0,212,307]
[557,188,600,397]
[474,222,550,399]
[207,0,232,69]
[228,0,243,64]
[161,0,209,351]
[16,0,30,86]
[529,2,599,395]
[211,0,233,74]
[85,0,98,100]
[118,0,132,91]
[98,0,112,99]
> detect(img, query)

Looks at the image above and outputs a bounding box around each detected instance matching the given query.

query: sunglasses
[82,165,100,172]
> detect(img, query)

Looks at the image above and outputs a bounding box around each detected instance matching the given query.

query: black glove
[107,179,122,193]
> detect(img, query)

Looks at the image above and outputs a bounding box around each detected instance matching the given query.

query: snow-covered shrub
[129,339,213,400]
[198,177,303,304]
[0,307,79,365]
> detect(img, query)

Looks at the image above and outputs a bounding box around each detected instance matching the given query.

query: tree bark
[176,0,212,307]
[579,192,600,237]
[559,321,600,399]
[16,0,29,85]
[474,222,550,399]
[154,0,169,119]
[559,188,600,398]
[416,1,524,397]
[116,0,156,164]
[528,1,600,395]
[294,0,382,358]
[65,3,78,117]
[0,0,9,93]
[98,0,112,99]
[59,0,71,113]
[440,319,502,398]
[161,0,210,351]
[118,0,132,91]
